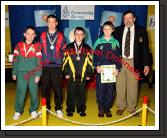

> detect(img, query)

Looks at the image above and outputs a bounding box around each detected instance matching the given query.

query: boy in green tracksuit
[12,26,42,120]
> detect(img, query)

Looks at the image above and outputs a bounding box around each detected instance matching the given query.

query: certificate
[101,65,116,83]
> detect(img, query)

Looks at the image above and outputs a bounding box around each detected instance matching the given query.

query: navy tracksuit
[93,35,121,113]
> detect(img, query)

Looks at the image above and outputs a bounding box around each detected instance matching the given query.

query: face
[123,13,136,28]
[47,17,58,30]
[74,30,85,42]
[103,25,114,37]
[23,29,36,43]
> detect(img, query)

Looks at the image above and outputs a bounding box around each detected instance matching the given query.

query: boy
[62,27,94,117]
[40,14,66,118]
[12,26,42,120]
[93,21,121,117]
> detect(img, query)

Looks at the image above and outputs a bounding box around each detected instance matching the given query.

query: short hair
[74,27,85,34]
[123,10,136,18]
[103,21,114,29]
[24,26,36,33]
[46,14,58,22]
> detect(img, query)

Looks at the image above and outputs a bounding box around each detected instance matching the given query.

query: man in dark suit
[112,10,150,116]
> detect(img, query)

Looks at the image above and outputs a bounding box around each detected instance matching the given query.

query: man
[40,14,66,118]
[62,27,93,117]
[113,10,150,116]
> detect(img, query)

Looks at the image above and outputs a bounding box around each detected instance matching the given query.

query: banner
[61,5,94,20]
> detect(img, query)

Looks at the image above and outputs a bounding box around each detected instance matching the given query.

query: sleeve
[85,53,94,78]
[93,45,101,68]
[141,29,150,66]
[62,50,72,76]
[35,43,42,77]
[113,41,122,70]
[12,44,19,76]
[60,36,67,61]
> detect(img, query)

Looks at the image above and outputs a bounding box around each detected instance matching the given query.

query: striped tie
[124,28,130,58]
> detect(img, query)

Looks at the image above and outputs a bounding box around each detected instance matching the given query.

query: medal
[76,56,80,61]
[50,45,54,50]
[74,42,82,61]
[47,33,58,50]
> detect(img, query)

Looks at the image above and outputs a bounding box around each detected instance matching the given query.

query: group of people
[12,10,151,120]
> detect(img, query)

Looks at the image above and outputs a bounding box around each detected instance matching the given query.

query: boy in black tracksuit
[62,27,94,117]
[93,21,121,117]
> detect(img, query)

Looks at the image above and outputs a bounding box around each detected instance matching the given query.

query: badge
[139,37,143,43]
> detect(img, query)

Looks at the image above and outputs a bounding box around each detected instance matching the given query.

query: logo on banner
[61,5,94,20]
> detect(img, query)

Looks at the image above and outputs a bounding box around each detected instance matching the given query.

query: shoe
[13,112,21,120]
[98,110,104,117]
[56,110,63,118]
[116,109,124,115]
[67,112,73,117]
[31,111,38,119]
[106,112,112,117]
[79,112,86,117]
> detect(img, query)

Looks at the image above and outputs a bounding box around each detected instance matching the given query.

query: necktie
[124,28,130,57]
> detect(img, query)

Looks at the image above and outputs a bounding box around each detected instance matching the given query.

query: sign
[100,11,123,27]
[61,5,94,20]
[34,10,56,27]
[147,15,155,30]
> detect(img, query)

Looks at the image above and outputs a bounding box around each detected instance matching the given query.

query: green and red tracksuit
[12,41,42,114]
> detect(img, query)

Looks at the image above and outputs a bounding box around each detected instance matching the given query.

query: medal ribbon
[47,33,58,47]
[23,43,34,57]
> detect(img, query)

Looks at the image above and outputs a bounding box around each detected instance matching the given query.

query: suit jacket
[113,25,151,72]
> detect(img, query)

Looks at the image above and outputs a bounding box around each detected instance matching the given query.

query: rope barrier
[146,106,155,114]
[46,108,143,126]
[9,105,155,126]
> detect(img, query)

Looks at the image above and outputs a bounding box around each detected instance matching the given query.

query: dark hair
[23,26,37,43]
[46,14,58,22]
[103,21,114,29]
[123,10,136,18]
[24,26,36,33]
[74,27,85,34]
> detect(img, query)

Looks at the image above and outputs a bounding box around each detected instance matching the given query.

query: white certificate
[101,65,116,83]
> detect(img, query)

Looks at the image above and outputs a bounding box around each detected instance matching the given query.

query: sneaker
[79,112,86,117]
[56,110,63,118]
[31,111,38,119]
[67,112,73,117]
[13,112,21,120]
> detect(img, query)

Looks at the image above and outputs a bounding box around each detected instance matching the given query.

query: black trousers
[41,66,63,111]
[66,77,86,113]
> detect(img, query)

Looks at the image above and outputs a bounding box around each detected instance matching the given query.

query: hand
[96,66,103,73]
[86,77,90,80]
[12,75,17,80]
[65,75,70,79]
[35,77,40,83]
[143,66,150,76]
[112,69,119,77]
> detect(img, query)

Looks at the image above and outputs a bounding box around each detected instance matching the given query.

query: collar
[125,24,135,31]
[48,30,58,37]
[101,35,114,42]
